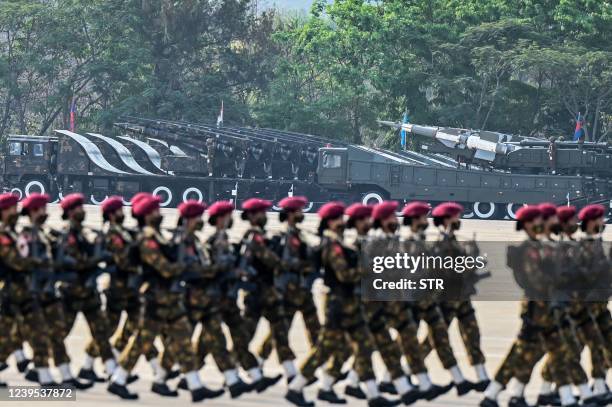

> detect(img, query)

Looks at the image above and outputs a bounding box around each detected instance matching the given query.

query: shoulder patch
[145,239,159,250]
[111,235,125,248]
[290,236,300,248]
[253,233,265,244]
[332,243,343,256]
[0,235,12,246]
[67,234,77,246]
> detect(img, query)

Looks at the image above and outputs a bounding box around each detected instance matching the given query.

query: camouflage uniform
[56,223,115,363]
[241,226,296,364]
[0,224,53,375]
[259,224,320,360]
[182,231,237,373]
[118,226,197,373]
[207,229,260,372]
[297,229,375,382]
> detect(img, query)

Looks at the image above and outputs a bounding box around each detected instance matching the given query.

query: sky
[259,0,315,11]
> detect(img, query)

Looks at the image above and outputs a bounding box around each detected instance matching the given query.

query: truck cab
[317,147,348,187]
[1,135,57,194]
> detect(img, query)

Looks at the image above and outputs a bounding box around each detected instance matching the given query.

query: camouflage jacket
[321,229,362,297]
[270,225,315,290]
[55,223,101,296]
[105,224,140,289]
[0,224,35,300]
[139,226,184,289]
[239,226,281,285]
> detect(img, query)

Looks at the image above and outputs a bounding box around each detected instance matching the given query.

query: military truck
[0,117,610,219]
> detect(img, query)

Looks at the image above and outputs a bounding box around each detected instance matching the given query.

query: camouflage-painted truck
[0,117,610,219]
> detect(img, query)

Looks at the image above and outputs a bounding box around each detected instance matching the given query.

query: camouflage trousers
[590,302,612,375]
[327,301,407,380]
[413,301,458,369]
[61,292,114,361]
[188,292,236,373]
[421,300,485,366]
[259,286,320,360]
[300,295,375,382]
[386,301,426,374]
[2,296,51,367]
[542,303,606,382]
[219,296,259,371]
[493,301,571,387]
[119,302,197,373]
[243,285,295,362]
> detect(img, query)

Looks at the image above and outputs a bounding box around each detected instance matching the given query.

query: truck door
[317,148,348,187]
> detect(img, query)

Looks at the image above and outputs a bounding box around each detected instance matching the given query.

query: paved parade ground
[2,205,610,406]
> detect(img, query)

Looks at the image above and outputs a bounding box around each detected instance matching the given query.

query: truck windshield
[9,142,22,156]
[33,143,44,157]
[322,153,342,169]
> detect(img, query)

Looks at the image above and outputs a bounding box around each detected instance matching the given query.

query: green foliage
[0,0,610,144]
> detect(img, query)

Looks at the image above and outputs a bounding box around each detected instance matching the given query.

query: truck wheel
[90,194,108,205]
[152,186,173,207]
[10,188,23,200]
[473,202,497,219]
[362,192,384,205]
[25,180,46,196]
[182,187,203,203]
[506,203,524,220]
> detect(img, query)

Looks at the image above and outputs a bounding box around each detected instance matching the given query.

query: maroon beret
[241,198,272,213]
[102,196,124,214]
[318,202,345,220]
[132,196,161,218]
[278,196,308,211]
[402,201,430,218]
[372,201,399,221]
[432,202,464,218]
[21,193,49,212]
[578,204,606,222]
[0,193,19,211]
[516,205,541,222]
[556,206,577,223]
[345,203,373,219]
[208,201,234,217]
[130,192,152,205]
[60,193,84,212]
[538,203,557,219]
[178,200,207,218]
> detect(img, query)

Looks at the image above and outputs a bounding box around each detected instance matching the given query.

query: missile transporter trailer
[0,116,610,219]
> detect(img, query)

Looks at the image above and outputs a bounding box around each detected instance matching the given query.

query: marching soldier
[401,202,463,397]
[108,195,224,401]
[239,198,298,382]
[480,206,579,407]
[285,202,398,407]
[578,205,612,397]
[535,203,599,406]
[55,193,118,382]
[177,200,252,398]
[0,193,54,386]
[205,200,281,389]
[429,202,488,394]
[259,197,321,363]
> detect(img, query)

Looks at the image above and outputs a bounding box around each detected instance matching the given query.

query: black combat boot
[508,396,532,407]
[166,368,180,380]
[379,381,397,394]
[151,382,179,397]
[61,378,94,390]
[367,395,402,406]
[16,359,31,373]
[24,369,39,383]
[190,385,224,402]
[333,371,349,384]
[126,374,139,384]
[480,397,500,407]
[78,368,105,383]
[474,379,491,392]
[318,389,347,404]
[581,395,605,407]
[107,382,139,400]
[420,382,454,400]
[228,379,252,398]
[253,373,282,393]
[286,389,315,407]
[177,377,188,390]
[537,392,561,406]
[399,388,420,405]
[345,384,367,399]
[456,380,475,396]
[0,362,7,372]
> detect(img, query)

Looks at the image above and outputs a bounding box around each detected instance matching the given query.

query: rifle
[274,234,299,294]
[84,229,115,290]
[226,234,258,299]
[29,224,52,295]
